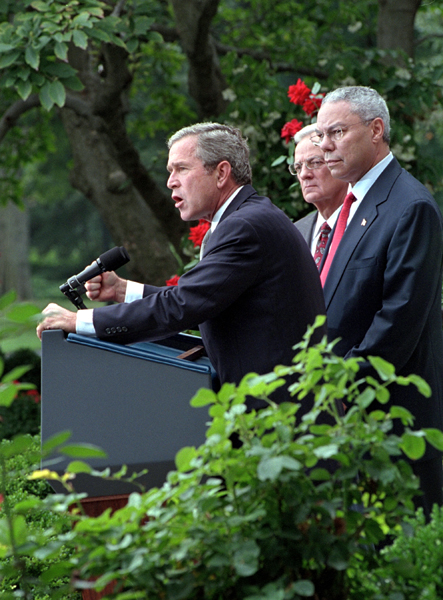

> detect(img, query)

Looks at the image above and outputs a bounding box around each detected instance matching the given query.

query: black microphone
[60,246,130,294]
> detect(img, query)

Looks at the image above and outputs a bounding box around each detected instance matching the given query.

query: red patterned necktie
[313,222,331,270]
[320,192,356,286]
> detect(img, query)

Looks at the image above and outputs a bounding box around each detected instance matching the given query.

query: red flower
[189,220,210,248]
[25,389,41,404]
[287,79,311,106]
[166,274,180,286]
[0,494,3,509]
[302,95,323,117]
[281,119,303,143]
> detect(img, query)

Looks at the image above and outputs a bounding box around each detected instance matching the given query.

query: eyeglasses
[288,157,326,176]
[309,120,372,146]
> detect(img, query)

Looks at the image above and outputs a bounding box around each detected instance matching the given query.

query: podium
[41,330,217,599]
[41,329,217,497]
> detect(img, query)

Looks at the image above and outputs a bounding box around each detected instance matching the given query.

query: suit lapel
[322,158,402,309]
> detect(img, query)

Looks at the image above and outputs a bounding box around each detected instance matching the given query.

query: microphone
[60,246,130,295]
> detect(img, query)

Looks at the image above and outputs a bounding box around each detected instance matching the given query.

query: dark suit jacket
[321,157,443,456]
[294,210,317,247]
[93,185,327,408]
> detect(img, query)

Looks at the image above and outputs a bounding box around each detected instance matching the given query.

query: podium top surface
[67,333,214,374]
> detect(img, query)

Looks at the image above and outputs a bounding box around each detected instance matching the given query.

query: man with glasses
[292,124,348,268]
[313,85,443,520]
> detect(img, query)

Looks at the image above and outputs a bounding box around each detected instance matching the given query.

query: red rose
[0,494,3,509]
[287,79,311,106]
[281,119,303,143]
[302,95,323,117]
[166,274,180,286]
[189,220,210,248]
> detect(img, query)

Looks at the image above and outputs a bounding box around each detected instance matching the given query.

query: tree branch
[0,93,92,144]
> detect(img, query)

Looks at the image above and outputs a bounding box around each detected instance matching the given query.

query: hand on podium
[36,303,77,339]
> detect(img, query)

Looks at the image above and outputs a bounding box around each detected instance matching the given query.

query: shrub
[0,349,42,440]
[351,504,443,599]
[23,317,443,600]
[0,435,81,600]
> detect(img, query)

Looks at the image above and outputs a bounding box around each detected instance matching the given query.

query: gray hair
[293,123,318,144]
[322,86,390,144]
[167,122,252,185]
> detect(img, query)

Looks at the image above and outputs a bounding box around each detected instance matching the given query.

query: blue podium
[41,329,217,497]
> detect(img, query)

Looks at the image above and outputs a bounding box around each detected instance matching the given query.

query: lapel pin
[361,218,367,226]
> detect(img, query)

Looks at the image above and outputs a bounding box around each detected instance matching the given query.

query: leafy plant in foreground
[20,316,443,600]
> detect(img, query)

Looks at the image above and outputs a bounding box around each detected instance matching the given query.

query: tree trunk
[0,202,32,300]
[377,0,421,56]
[60,107,178,285]
[171,0,228,118]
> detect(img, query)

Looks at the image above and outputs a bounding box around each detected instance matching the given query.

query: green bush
[0,435,81,600]
[352,505,443,599]
[0,348,41,441]
[2,315,443,600]
[13,316,441,600]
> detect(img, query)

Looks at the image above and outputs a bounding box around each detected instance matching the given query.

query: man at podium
[37,122,326,410]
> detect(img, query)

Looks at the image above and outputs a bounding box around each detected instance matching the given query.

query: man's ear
[216,160,232,187]
[372,117,385,143]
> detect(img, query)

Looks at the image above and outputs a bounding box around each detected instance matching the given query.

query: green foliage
[1,318,442,599]
[351,505,443,599]
[0,435,81,600]
[0,346,41,441]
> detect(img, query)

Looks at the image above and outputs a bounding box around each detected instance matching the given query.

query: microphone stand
[59,281,87,310]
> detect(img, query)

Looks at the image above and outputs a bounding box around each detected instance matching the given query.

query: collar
[350,152,394,202]
[211,186,244,232]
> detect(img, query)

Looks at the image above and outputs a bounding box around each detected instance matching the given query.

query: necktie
[313,222,331,270]
[199,227,212,260]
[320,192,356,286]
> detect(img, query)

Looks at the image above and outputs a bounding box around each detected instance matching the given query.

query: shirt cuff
[125,280,144,302]
[76,309,96,336]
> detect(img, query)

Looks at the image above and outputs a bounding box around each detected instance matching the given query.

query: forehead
[294,137,324,160]
[316,100,354,129]
[167,135,199,166]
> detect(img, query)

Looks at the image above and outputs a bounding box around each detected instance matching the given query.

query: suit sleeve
[91,217,263,344]
[346,198,443,372]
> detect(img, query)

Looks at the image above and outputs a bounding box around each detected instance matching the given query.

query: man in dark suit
[313,86,443,518]
[37,123,326,410]
[292,124,347,266]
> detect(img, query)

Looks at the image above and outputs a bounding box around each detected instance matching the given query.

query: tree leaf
[39,82,54,111]
[73,29,89,49]
[48,79,66,107]
[293,580,315,596]
[233,540,260,577]
[0,50,20,69]
[54,41,68,61]
[25,45,40,70]
[17,78,32,100]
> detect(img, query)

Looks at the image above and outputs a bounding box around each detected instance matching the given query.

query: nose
[298,163,313,179]
[167,171,177,189]
[319,135,334,152]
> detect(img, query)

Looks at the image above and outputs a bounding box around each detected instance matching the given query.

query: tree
[0,0,442,285]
